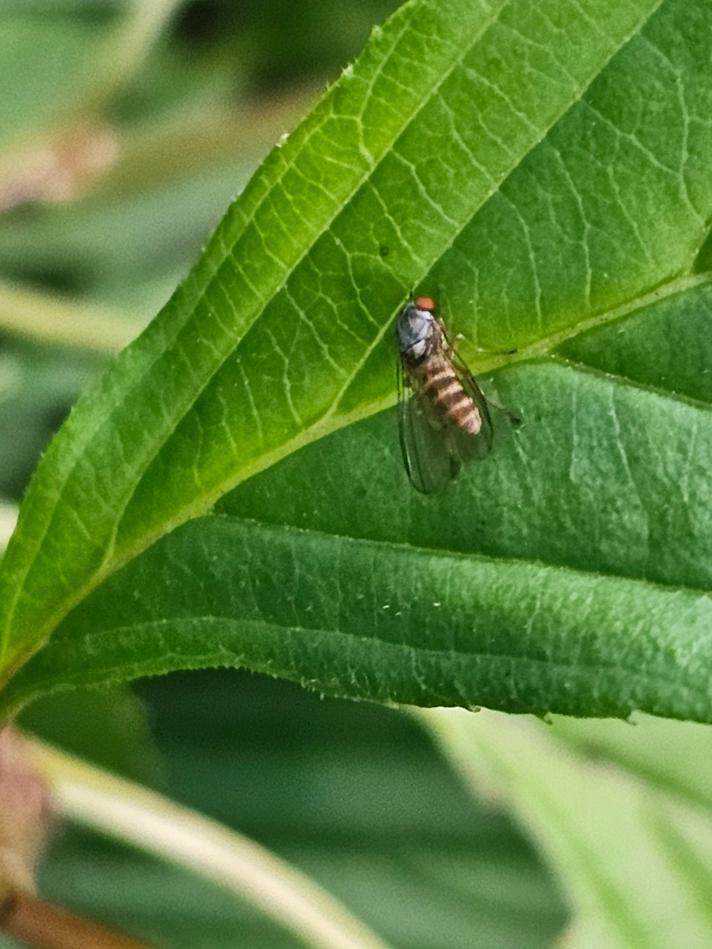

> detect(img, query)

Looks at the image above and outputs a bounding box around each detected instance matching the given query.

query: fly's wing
[445,332,520,466]
[446,359,495,466]
[397,360,458,494]
[397,336,519,493]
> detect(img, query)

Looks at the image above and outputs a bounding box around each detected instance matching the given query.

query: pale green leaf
[420,708,712,949]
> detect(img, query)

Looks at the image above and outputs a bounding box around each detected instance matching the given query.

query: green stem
[0,283,139,353]
[66,0,185,123]
[29,739,391,949]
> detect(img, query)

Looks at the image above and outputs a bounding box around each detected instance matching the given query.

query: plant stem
[0,283,139,354]
[66,0,185,123]
[29,739,391,949]
[0,890,151,949]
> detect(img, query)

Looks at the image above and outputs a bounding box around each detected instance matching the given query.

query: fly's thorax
[396,302,441,364]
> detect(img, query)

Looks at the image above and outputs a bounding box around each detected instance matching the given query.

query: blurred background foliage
[0,1,569,945]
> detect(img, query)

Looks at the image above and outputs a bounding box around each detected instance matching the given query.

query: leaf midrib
[486,272,712,375]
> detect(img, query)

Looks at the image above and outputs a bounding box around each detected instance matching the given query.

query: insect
[396,296,515,494]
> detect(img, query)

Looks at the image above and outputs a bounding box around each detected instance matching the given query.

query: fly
[396,296,516,494]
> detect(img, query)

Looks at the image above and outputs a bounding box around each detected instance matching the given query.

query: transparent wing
[446,331,521,459]
[397,336,520,494]
[397,360,458,494]
[448,361,495,465]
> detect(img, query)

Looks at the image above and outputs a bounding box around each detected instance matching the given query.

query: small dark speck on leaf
[379,244,390,258]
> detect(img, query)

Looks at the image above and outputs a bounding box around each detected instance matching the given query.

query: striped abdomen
[417,356,482,435]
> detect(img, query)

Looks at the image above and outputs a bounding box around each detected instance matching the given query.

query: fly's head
[396,296,440,364]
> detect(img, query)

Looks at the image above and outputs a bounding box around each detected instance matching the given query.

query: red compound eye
[414,295,436,312]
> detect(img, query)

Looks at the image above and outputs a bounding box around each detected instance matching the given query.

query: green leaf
[420,708,712,948]
[3,0,712,720]
[552,712,712,814]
